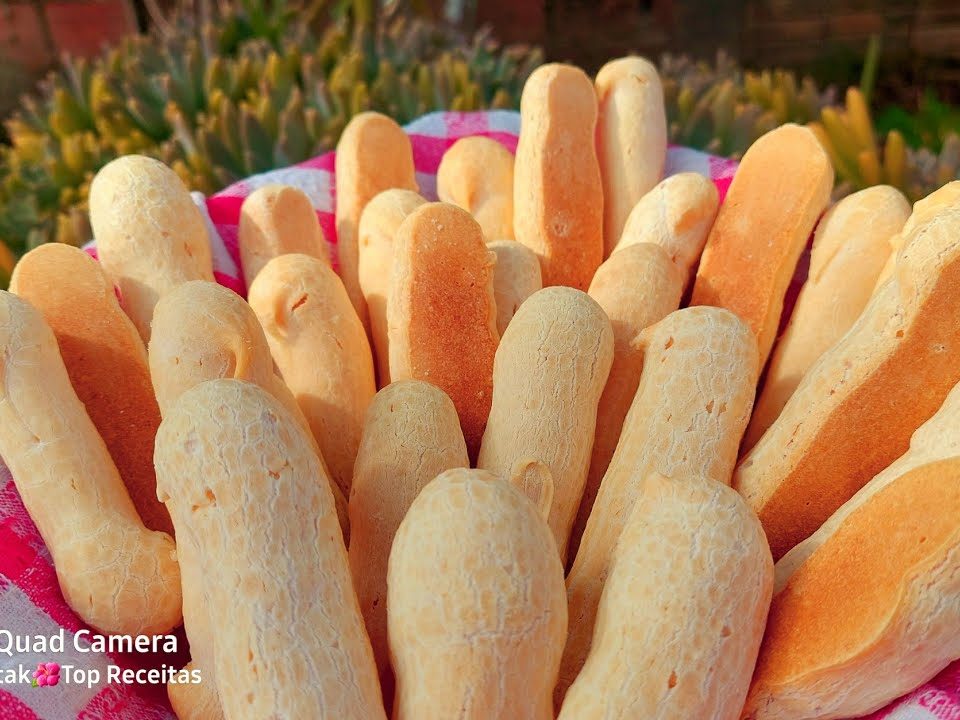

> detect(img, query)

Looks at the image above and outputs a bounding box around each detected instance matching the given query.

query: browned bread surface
[691,124,833,367]
[388,202,499,459]
[10,243,170,535]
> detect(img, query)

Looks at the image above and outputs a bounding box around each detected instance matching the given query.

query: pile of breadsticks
[1,54,959,720]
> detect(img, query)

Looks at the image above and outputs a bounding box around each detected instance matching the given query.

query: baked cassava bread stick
[613,172,719,289]
[357,188,427,386]
[570,242,683,558]
[744,185,910,450]
[691,123,833,368]
[559,474,773,720]
[88,154,213,342]
[149,280,348,718]
[248,253,376,500]
[872,179,960,293]
[238,183,330,288]
[387,202,499,459]
[478,286,614,564]
[348,380,469,706]
[147,280,343,509]
[595,56,667,256]
[514,63,603,291]
[487,239,543,335]
[336,111,418,326]
[156,380,386,720]
[775,378,960,593]
[559,306,758,702]
[388,468,567,720]
[742,457,960,720]
[0,291,181,635]
[734,204,960,560]
[437,135,515,241]
[10,243,171,535]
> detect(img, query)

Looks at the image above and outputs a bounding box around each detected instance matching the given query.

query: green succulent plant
[661,51,960,202]
[0,0,543,257]
[659,51,835,158]
[809,86,960,202]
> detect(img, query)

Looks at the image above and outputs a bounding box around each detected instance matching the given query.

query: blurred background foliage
[0,0,959,275]
[0,0,542,255]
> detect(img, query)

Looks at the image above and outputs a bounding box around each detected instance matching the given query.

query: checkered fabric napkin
[1,110,955,719]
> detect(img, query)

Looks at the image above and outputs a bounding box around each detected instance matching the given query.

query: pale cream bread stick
[88,154,213,342]
[558,306,758,703]
[742,458,960,720]
[388,468,566,720]
[514,63,604,290]
[568,242,683,560]
[487,239,543,335]
[149,279,349,718]
[348,380,468,708]
[744,185,910,451]
[690,124,833,368]
[238,183,330,288]
[0,291,181,636]
[156,379,385,720]
[872,180,960,292]
[613,171,719,288]
[387,202,499,460]
[147,280,341,496]
[559,474,772,720]
[248,253,376,500]
[436,135,515,240]
[335,112,418,327]
[595,55,668,256]
[357,188,426,386]
[477,286,614,564]
[10,243,171,535]
[734,205,960,561]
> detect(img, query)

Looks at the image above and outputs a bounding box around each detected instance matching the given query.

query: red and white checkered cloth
[1,110,957,719]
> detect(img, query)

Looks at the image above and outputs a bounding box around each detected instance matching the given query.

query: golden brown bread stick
[776,378,960,593]
[348,380,469,707]
[595,56,668,255]
[436,135,515,241]
[357,189,427,386]
[10,243,171,535]
[335,112,418,326]
[569,243,683,559]
[248,253,375,499]
[238,184,330,288]
[387,202,499,460]
[744,185,909,451]
[156,380,385,720]
[388,468,566,720]
[734,205,960,561]
[558,306,758,703]
[478,286,614,563]
[0,291,181,635]
[487,239,543,335]
[743,458,960,720]
[89,154,213,342]
[690,124,833,368]
[514,63,603,290]
[559,474,772,720]
[613,172,719,288]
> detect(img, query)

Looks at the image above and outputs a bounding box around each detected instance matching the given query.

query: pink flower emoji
[32,662,60,687]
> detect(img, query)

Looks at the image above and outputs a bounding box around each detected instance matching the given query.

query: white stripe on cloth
[191,192,239,279]
[0,583,110,718]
